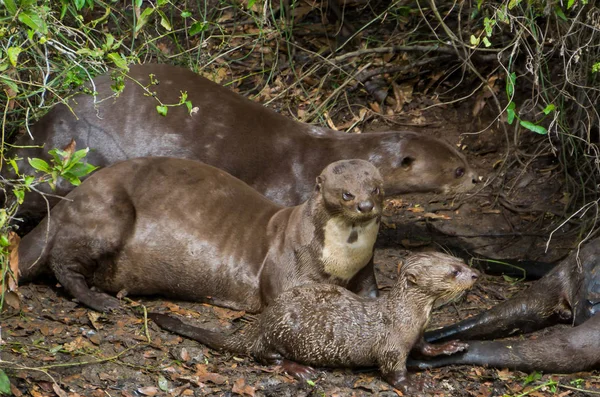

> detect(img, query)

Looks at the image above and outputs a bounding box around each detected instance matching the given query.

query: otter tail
[17,217,54,282]
[149,313,255,354]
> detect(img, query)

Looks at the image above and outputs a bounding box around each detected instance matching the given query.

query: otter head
[377,134,480,196]
[315,159,384,223]
[400,252,479,303]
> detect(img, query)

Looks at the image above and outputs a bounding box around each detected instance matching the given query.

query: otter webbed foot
[417,340,469,357]
[383,370,423,394]
[280,359,319,382]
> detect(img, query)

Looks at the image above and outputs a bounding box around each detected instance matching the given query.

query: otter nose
[358,200,374,213]
[472,175,481,184]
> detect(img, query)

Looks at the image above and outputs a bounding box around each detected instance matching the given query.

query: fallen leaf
[195,364,227,385]
[7,232,20,292]
[232,378,255,396]
[212,307,245,321]
[52,383,68,397]
[423,212,451,220]
[180,347,190,362]
[137,386,159,396]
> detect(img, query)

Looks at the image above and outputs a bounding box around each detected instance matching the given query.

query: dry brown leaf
[180,347,191,362]
[232,378,256,396]
[423,212,451,220]
[195,364,227,385]
[496,368,512,381]
[137,386,159,396]
[407,207,424,213]
[323,111,338,131]
[3,291,20,310]
[369,102,381,113]
[212,306,245,321]
[62,138,76,159]
[52,383,68,397]
[7,231,20,292]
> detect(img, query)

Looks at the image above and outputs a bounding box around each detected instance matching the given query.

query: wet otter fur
[18,158,384,312]
[149,252,479,391]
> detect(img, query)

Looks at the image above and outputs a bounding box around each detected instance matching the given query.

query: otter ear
[400,157,415,171]
[315,175,324,192]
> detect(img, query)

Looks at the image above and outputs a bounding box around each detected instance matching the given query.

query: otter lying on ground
[409,238,600,372]
[5,63,478,228]
[150,252,479,391]
[19,158,384,312]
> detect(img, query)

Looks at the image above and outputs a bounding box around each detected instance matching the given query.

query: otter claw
[281,359,318,381]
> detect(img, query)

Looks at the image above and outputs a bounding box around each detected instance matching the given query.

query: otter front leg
[348,256,379,298]
[378,350,421,393]
[51,257,120,312]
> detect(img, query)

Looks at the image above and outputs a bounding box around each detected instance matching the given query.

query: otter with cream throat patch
[18,158,384,312]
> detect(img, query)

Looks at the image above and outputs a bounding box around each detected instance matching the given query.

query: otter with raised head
[19,158,384,312]
[149,252,479,391]
[408,238,600,372]
[6,64,478,228]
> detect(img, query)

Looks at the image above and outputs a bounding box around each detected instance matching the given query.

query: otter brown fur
[18,158,384,312]
[409,238,600,372]
[6,63,478,228]
[149,252,479,391]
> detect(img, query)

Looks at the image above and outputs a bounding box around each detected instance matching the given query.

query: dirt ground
[2,247,599,397]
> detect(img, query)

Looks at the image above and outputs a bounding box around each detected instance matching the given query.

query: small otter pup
[19,158,383,312]
[150,252,479,391]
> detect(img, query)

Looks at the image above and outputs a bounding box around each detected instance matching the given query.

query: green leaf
[248,0,256,8]
[62,174,82,186]
[74,0,85,10]
[24,175,35,187]
[0,78,19,95]
[482,37,491,47]
[7,47,22,67]
[470,35,480,46]
[592,62,600,73]
[18,10,48,35]
[181,10,192,18]
[506,102,516,125]
[185,100,193,114]
[156,105,168,116]
[158,375,168,392]
[506,72,516,98]
[0,235,9,247]
[188,21,207,36]
[3,0,17,15]
[554,7,567,21]
[107,53,129,71]
[8,158,19,174]
[520,120,548,134]
[157,10,172,31]
[567,0,575,8]
[306,379,316,387]
[483,17,494,37]
[28,158,51,173]
[543,104,556,114]
[13,188,25,205]
[135,7,154,33]
[67,148,91,168]
[67,162,98,178]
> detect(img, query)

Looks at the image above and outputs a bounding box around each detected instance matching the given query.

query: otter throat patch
[321,217,378,280]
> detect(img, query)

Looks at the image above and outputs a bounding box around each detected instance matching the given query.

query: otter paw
[281,359,318,382]
[86,292,122,313]
[384,372,424,394]
[438,340,469,355]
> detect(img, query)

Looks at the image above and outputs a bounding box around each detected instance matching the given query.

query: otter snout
[357,200,375,213]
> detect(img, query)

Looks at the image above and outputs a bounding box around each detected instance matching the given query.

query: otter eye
[342,192,355,201]
[372,187,380,195]
[451,269,461,278]
[455,167,465,178]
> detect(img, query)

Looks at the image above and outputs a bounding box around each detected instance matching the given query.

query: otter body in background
[5,63,478,226]
[19,158,384,312]
[409,238,600,372]
[150,252,479,392]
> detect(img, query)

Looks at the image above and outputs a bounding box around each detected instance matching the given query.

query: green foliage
[0,369,10,395]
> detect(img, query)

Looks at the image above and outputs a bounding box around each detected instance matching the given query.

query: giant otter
[408,238,600,372]
[5,64,478,227]
[149,252,479,392]
[19,158,384,312]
